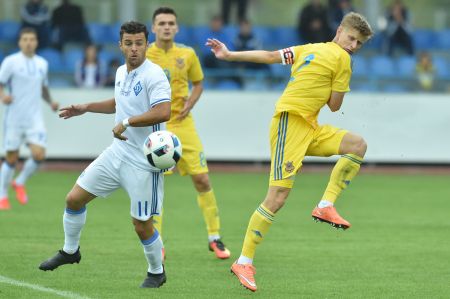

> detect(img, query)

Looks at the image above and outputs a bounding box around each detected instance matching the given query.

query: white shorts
[76,148,164,221]
[3,124,47,151]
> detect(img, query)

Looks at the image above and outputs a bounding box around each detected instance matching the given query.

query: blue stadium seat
[396,56,416,79]
[49,77,73,87]
[370,55,395,78]
[413,29,435,50]
[108,22,122,44]
[432,56,450,79]
[87,23,110,44]
[269,63,290,79]
[0,21,20,43]
[0,50,4,63]
[37,48,66,72]
[215,79,241,90]
[64,49,84,72]
[382,84,408,93]
[271,26,300,48]
[252,26,274,48]
[98,49,120,65]
[364,33,383,50]
[175,25,192,46]
[436,30,450,49]
[351,55,368,77]
[351,82,377,92]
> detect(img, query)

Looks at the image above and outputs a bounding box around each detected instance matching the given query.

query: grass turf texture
[1,171,449,298]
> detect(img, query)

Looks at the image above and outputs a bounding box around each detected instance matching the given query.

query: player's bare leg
[0,151,19,210]
[192,173,230,259]
[134,217,166,288]
[313,132,367,229]
[13,144,45,204]
[232,186,291,291]
[39,185,95,270]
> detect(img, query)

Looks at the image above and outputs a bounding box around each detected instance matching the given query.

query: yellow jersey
[277,42,352,127]
[146,43,204,116]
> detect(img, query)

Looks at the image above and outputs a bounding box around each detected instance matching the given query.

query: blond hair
[341,12,374,38]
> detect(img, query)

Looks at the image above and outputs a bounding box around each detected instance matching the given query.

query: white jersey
[110,59,171,172]
[0,52,48,128]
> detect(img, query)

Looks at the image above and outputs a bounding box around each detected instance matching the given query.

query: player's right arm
[0,58,13,104]
[0,84,13,105]
[59,98,116,119]
[206,38,281,64]
[327,91,346,112]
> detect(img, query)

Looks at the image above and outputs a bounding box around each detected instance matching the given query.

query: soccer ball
[143,130,182,170]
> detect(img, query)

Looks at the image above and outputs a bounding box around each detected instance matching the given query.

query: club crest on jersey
[133,81,142,96]
[175,57,185,69]
[116,81,121,87]
[285,161,295,173]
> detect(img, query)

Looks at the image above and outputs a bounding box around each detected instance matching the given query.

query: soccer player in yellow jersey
[206,12,373,291]
[146,7,230,259]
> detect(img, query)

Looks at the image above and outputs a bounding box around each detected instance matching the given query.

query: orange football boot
[312,206,351,229]
[12,181,28,205]
[0,197,11,210]
[208,239,231,259]
[230,261,257,292]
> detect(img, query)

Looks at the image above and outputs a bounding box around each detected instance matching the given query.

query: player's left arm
[327,91,346,112]
[112,102,171,141]
[42,86,59,112]
[177,80,203,121]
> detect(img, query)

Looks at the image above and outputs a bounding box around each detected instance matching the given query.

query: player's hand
[176,97,192,121]
[1,95,13,105]
[59,104,87,119]
[112,123,128,141]
[205,38,230,60]
[50,101,59,112]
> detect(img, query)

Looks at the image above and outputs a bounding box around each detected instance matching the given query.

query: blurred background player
[0,27,59,210]
[206,12,373,291]
[146,7,230,259]
[39,21,171,288]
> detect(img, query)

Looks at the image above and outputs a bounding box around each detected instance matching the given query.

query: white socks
[237,255,253,265]
[0,162,15,198]
[208,234,221,243]
[142,230,164,274]
[63,207,87,254]
[318,200,334,208]
[15,159,40,186]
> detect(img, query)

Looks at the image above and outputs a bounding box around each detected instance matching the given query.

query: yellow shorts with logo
[166,114,208,176]
[270,111,347,188]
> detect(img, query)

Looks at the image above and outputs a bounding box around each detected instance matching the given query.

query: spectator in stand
[415,52,435,91]
[74,44,106,88]
[298,0,333,44]
[221,0,249,25]
[105,58,121,87]
[20,0,50,49]
[384,0,414,56]
[328,0,355,31]
[202,15,234,69]
[234,19,268,71]
[51,0,91,51]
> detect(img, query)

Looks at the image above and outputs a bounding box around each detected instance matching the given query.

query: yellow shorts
[166,114,208,176]
[269,112,347,188]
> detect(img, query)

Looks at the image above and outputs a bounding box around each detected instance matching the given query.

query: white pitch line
[0,275,92,299]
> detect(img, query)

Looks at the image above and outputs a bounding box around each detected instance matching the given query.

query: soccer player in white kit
[0,27,59,210]
[39,21,172,288]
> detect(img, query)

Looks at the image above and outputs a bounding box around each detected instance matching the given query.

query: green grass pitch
[1,170,450,298]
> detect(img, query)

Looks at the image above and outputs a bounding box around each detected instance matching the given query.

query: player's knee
[32,152,46,162]
[65,191,83,210]
[264,187,290,213]
[353,137,367,157]
[133,219,154,239]
[193,174,211,192]
[5,152,19,165]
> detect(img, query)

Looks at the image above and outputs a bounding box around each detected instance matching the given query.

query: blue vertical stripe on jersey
[138,201,142,217]
[144,200,148,216]
[274,112,288,180]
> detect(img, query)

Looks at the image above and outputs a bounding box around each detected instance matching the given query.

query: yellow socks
[197,189,220,237]
[241,204,274,259]
[152,210,163,236]
[322,154,363,203]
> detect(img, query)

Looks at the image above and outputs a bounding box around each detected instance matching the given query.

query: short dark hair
[19,27,37,38]
[152,6,177,23]
[120,21,148,41]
